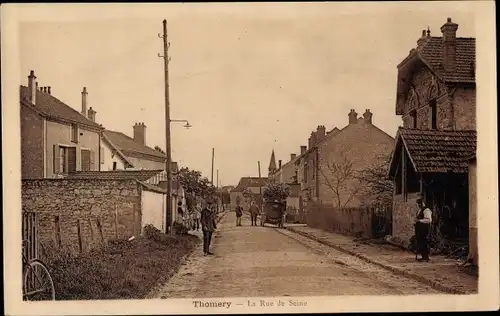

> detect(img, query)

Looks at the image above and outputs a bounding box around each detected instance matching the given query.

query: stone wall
[392,192,421,242]
[21,105,44,179]
[22,179,142,255]
[453,87,476,131]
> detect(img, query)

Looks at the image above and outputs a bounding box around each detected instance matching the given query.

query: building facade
[20,71,104,179]
[295,110,394,209]
[387,18,476,251]
[230,177,269,211]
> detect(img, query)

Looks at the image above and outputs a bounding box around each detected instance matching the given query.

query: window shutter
[90,150,96,170]
[53,145,60,174]
[68,147,77,173]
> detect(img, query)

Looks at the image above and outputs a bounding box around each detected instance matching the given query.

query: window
[71,124,79,143]
[303,162,308,183]
[410,110,417,128]
[113,162,117,170]
[430,100,437,130]
[53,145,76,174]
[81,149,95,171]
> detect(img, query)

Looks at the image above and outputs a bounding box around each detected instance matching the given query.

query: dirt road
[150,212,440,298]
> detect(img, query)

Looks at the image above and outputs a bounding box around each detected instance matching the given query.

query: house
[387,18,476,248]
[295,110,395,209]
[230,177,269,211]
[20,71,104,179]
[101,123,166,171]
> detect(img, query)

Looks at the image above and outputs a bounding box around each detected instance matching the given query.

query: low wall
[306,201,391,238]
[22,179,142,255]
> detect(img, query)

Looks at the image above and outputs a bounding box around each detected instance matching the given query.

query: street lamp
[170,119,192,129]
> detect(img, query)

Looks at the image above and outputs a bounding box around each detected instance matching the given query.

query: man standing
[249,201,260,226]
[201,201,217,255]
[235,202,243,226]
[415,198,432,262]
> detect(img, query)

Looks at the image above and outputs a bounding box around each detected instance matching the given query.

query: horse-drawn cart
[262,200,286,228]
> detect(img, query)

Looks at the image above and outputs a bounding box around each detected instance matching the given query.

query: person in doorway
[193,203,201,231]
[249,201,260,226]
[201,202,217,255]
[235,202,243,226]
[415,198,433,262]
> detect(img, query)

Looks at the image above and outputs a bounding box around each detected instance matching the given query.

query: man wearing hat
[415,198,433,262]
[201,200,217,255]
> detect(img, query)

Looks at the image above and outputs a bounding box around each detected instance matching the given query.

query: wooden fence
[306,202,392,239]
[22,211,40,261]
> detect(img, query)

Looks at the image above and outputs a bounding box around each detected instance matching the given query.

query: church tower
[268,149,277,177]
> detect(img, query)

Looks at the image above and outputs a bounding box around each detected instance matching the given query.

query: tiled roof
[419,37,476,83]
[65,169,163,181]
[103,130,166,160]
[231,177,269,192]
[392,127,476,174]
[20,86,103,130]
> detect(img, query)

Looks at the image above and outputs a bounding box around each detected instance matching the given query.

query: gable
[103,130,165,161]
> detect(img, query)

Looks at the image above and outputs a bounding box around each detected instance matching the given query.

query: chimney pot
[300,146,307,155]
[363,109,373,124]
[28,71,37,105]
[290,153,297,161]
[348,109,358,124]
[48,86,51,94]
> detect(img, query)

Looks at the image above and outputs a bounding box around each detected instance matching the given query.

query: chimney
[417,29,429,48]
[47,86,51,95]
[441,17,459,73]
[81,87,88,116]
[363,109,373,124]
[27,70,37,105]
[87,107,96,122]
[316,125,326,142]
[308,136,312,150]
[278,160,282,169]
[290,153,297,161]
[311,131,317,146]
[133,122,147,145]
[300,146,307,155]
[348,109,358,124]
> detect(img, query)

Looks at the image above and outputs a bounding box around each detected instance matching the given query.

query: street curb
[287,227,469,295]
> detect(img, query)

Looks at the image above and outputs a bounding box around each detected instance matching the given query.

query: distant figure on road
[249,201,260,226]
[201,202,217,255]
[415,198,432,262]
[235,203,243,226]
[193,204,201,231]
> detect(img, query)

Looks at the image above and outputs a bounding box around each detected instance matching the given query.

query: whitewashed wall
[141,189,166,233]
[101,141,127,171]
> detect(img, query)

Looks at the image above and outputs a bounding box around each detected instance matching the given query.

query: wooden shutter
[90,150,96,170]
[53,145,60,174]
[68,147,77,173]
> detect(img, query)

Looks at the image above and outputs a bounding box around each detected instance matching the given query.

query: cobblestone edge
[286,227,469,295]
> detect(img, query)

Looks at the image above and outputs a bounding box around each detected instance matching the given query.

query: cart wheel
[23,259,56,301]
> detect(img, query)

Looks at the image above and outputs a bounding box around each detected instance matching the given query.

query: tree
[177,167,216,201]
[318,151,362,208]
[355,154,394,207]
[263,183,290,202]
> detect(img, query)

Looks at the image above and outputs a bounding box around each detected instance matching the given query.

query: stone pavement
[148,211,448,299]
[286,225,478,294]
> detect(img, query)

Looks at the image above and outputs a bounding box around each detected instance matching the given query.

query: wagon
[262,200,286,227]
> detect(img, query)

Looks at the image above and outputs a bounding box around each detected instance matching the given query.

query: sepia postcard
[2,2,499,315]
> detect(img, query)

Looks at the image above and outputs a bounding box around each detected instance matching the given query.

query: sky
[17,3,475,186]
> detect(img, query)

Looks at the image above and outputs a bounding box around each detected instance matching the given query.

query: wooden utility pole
[158,19,173,233]
[216,169,220,212]
[258,161,263,210]
[211,148,215,185]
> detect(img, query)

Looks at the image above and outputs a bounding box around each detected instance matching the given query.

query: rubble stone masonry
[21,105,44,179]
[22,179,141,255]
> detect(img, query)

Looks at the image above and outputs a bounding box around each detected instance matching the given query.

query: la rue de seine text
[192,299,307,309]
